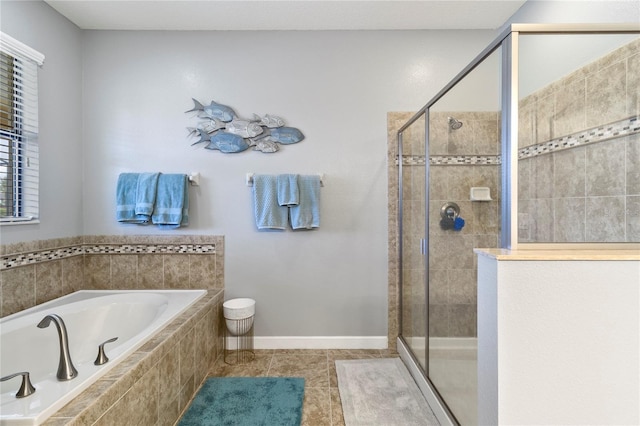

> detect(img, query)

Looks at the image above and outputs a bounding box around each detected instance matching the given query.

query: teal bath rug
[179,377,305,426]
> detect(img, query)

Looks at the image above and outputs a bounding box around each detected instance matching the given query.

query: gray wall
[5,0,635,341]
[1,0,496,340]
[0,0,83,243]
[79,30,494,339]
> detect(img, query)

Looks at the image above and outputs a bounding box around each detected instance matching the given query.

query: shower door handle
[420,239,426,255]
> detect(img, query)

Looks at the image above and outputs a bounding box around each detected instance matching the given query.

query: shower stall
[390,24,640,425]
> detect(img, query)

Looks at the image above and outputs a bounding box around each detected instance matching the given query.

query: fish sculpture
[186,98,236,122]
[252,113,285,128]
[225,119,264,138]
[252,139,279,153]
[268,127,305,144]
[186,118,226,138]
[186,97,304,153]
[190,128,212,145]
[200,118,226,133]
[206,131,250,153]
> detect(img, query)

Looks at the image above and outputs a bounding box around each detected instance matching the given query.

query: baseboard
[251,336,388,350]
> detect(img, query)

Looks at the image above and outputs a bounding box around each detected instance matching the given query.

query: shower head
[448,117,463,130]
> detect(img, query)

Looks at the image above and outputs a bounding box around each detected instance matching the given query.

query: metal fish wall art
[253,113,285,128]
[186,98,236,122]
[252,139,280,153]
[225,119,264,138]
[206,131,250,153]
[186,98,304,154]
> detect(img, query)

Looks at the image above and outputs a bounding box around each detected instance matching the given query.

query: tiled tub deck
[42,289,224,426]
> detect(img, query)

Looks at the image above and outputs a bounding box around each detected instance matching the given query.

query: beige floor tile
[302,387,331,426]
[203,348,399,425]
[330,387,345,426]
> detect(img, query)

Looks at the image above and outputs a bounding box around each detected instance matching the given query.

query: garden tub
[0,290,207,425]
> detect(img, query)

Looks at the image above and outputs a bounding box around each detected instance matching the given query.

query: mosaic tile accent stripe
[429,155,501,165]
[398,154,501,166]
[2,246,85,269]
[397,116,639,167]
[518,115,639,159]
[0,243,216,270]
[83,244,216,254]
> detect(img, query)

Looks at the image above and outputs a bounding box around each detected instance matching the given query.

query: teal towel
[253,174,288,230]
[116,173,150,223]
[152,174,189,229]
[290,175,320,229]
[134,172,160,216]
[277,174,299,206]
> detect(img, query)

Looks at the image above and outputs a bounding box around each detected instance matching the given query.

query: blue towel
[152,174,189,229]
[290,175,320,229]
[116,173,151,223]
[252,174,288,230]
[277,174,299,206]
[134,172,160,216]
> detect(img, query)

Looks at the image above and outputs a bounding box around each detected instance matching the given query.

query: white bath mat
[336,357,439,426]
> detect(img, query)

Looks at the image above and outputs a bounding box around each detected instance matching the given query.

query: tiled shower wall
[518,38,640,243]
[428,112,500,338]
[389,38,639,343]
[388,111,500,340]
[0,235,224,318]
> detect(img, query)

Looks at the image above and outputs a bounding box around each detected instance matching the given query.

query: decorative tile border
[83,244,216,255]
[399,155,426,166]
[519,115,639,159]
[398,154,501,166]
[0,243,216,270]
[397,115,639,167]
[429,155,501,165]
[2,246,85,269]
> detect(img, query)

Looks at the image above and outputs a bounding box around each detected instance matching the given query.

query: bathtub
[0,289,207,425]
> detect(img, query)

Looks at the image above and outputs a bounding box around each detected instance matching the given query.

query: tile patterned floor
[208,349,399,426]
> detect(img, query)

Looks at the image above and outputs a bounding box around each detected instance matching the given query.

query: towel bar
[246,173,324,187]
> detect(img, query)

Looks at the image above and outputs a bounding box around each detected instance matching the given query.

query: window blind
[0,32,44,223]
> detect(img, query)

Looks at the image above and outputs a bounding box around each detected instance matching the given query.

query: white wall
[0,1,83,244]
[80,30,494,340]
[502,0,640,98]
[477,254,640,425]
[502,0,640,27]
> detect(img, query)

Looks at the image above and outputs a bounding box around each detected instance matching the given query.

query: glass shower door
[427,45,503,425]
[399,112,427,371]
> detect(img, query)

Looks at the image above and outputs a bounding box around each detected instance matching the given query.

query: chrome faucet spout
[37,314,78,381]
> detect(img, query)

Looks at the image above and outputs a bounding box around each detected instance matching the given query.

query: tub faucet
[37,314,78,381]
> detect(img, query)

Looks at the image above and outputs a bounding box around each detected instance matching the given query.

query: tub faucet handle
[94,337,118,366]
[1,371,36,398]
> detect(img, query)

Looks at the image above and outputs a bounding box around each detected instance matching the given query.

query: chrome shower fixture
[448,116,463,130]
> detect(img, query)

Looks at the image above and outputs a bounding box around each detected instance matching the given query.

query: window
[0,32,44,224]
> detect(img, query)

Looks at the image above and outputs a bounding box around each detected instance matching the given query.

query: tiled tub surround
[518,37,640,243]
[0,235,224,317]
[0,235,225,425]
[43,289,224,426]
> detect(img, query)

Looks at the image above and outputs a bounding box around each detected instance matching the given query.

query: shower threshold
[398,337,478,426]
